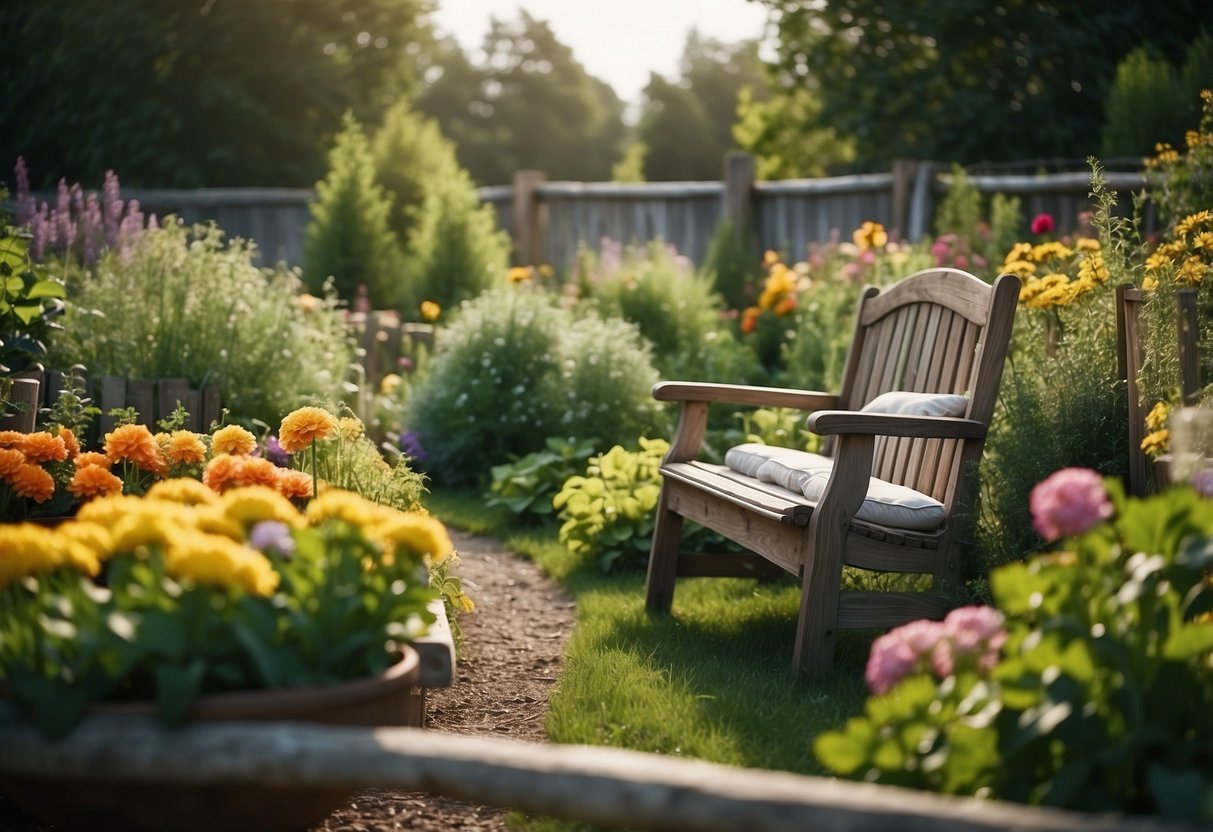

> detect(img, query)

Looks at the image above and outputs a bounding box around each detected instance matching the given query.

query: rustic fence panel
[26,162,1155,274]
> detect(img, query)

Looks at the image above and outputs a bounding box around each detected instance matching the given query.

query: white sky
[428,0,772,107]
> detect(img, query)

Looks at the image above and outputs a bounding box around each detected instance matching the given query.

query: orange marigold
[75,451,111,470]
[21,432,68,463]
[8,463,55,502]
[237,456,280,489]
[0,430,25,449]
[165,430,208,465]
[275,468,314,500]
[0,447,25,477]
[211,424,257,456]
[68,465,125,500]
[278,407,337,453]
[105,423,159,465]
[202,454,244,493]
[58,426,81,460]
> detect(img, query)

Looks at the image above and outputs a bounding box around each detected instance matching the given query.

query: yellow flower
[1145,401,1170,432]
[380,373,402,396]
[76,494,140,529]
[111,508,186,552]
[162,531,279,597]
[211,424,257,456]
[1145,250,1174,275]
[58,521,116,562]
[538,264,556,279]
[336,416,365,441]
[1175,210,1213,237]
[146,477,221,506]
[221,486,305,529]
[279,407,337,453]
[852,221,888,251]
[507,265,533,283]
[1141,428,1170,458]
[373,512,454,565]
[1074,236,1101,253]
[1004,259,1037,277]
[1142,275,1159,291]
[762,249,782,268]
[1003,242,1033,266]
[1076,251,1109,284]
[419,300,441,322]
[0,524,100,586]
[1030,241,1073,263]
[1176,255,1207,286]
[306,488,377,529]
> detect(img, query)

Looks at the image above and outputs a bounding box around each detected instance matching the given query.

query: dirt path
[0,531,577,832]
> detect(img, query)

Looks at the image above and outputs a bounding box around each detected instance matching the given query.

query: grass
[423,488,874,829]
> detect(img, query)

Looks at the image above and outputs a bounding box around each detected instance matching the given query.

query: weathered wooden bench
[645,268,1020,676]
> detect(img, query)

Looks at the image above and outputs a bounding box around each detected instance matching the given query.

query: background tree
[415,12,626,185]
[637,32,769,181]
[1,0,427,188]
[732,86,856,179]
[756,0,1207,169]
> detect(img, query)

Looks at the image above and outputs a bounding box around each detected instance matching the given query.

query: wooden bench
[644,268,1020,676]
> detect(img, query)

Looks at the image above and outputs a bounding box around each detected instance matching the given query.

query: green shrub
[371,100,457,254]
[303,112,404,308]
[815,475,1213,824]
[401,153,510,312]
[486,436,598,520]
[50,220,353,426]
[406,287,664,486]
[702,219,762,311]
[552,438,669,572]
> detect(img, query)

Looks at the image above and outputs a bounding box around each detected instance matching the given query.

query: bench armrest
[808,410,987,440]
[654,381,839,411]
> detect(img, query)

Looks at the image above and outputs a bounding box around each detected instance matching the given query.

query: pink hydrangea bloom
[1029,467,1113,542]
[865,619,945,694]
[1030,213,1055,235]
[930,606,1007,677]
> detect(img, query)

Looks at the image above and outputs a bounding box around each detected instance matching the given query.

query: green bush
[701,219,761,310]
[303,112,404,308]
[486,436,598,520]
[406,287,664,486]
[815,475,1213,824]
[51,220,354,426]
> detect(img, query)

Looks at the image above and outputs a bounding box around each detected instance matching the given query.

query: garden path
[0,531,576,832]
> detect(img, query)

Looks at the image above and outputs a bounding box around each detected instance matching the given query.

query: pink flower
[1191,469,1213,497]
[930,606,1007,677]
[865,619,945,694]
[1029,467,1113,542]
[1030,213,1055,235]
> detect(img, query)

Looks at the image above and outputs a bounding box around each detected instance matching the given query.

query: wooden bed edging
[0,708,1194,832]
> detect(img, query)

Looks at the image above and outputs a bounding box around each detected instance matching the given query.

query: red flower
[1030,213,1055,235]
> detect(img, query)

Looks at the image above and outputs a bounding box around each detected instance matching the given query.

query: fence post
[891,159,918,239]
[723,152,756,241]
[512,170,546,267]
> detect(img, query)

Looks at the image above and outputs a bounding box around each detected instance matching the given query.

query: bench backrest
[834,269,1020,509]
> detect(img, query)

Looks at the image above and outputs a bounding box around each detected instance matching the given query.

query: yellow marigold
[75,494,140,529]
[202,453,244,493]
[419,300,441,322]
[165,430,208,464]
[1175,210,1213,237]
[68,465,124,501]
[852,221,888,251]
[1028,275,1074,310]
[75,451,111,470]
[162,531,279,597]
[1141,428,1170,458]
[1145,401,1169,432]
[335,417,364,442]
[7,463,55,503]
[1030,241,1073,263]
[1176,255,1207,286]
[0,524,100,586]
[306,488,377,529]
[1191,231,1213,252]
[762,249,782,268]
[20,431,67,463]
[1004,259,1037,278]
[1145,250,1174,275]
[235,456,281,489]
[374,512,454,565]
[278,407,337,453]
[1143,275,1159,291]
[221,485,305,529]
[1077,251,1109,284]
[188,505,245,541]
[507,265,533,283]
[0,447,24,477]
[211,424,257,456]
[275,468,314,500]
[1003,242,1033,265]
[111,506,191,552]
[0,430,26,449]
[58,426,80,460]
[1074,236,1101,253]
[146,477,221,506]
[57,520,116,562]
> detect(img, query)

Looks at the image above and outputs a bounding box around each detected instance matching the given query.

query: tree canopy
[1,0,427,188]
[415,12,626,185]
[756,0,1208,168]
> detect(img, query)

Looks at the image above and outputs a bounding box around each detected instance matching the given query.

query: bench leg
[644,489,683,614]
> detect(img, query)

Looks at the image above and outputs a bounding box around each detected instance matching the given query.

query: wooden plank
[662,463,811,527]
[127,378,155,428]
[1177,288,1200,404]
[97,375,127,435]
[414,597,455,689]
[200,383,223,433]
[860,269,992,326]
[837,590,947,628]
[0,708,1175,832]
[1116,285,1149,497]
[675,552,788,580]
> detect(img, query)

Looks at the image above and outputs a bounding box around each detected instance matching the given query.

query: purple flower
[1191,468,1213,498]
[263,435,290,467]
[102,169,124,248]
[14,158,34,227]
[400,430,428,464]
[1029,467,1113,542]
[249,520,295,558]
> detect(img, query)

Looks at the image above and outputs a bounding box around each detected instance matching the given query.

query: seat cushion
[860,390,969,417]
[724,443,946,531]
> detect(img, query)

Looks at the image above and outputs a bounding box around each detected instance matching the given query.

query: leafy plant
[487,436,598,520]
[815,471,1213,824]
[0,221,65,378]
[553,438,668,572]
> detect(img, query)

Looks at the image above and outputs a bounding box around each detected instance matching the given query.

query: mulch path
[0,530,577,832]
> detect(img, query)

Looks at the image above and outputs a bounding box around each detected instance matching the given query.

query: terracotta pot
[1,646,421,832]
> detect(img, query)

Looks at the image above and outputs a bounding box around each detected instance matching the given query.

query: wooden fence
[65,157,1151,273]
